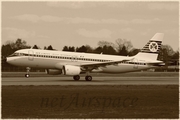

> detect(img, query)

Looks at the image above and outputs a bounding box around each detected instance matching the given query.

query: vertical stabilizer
[135,33,164,60]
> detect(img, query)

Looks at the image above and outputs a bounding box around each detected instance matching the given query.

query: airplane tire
[73,75,80,81]
[25,74,30,78]
[85,76,92,81]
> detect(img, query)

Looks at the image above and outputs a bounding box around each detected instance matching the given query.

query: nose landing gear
[25,67,31,78]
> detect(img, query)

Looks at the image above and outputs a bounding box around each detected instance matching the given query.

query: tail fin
[135,33,164,60]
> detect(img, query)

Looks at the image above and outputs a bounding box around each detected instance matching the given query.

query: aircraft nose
[6,57,10,63]
[6,57,14,64]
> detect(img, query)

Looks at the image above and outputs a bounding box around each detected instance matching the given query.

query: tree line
[62,40,140,56]
[1,38,179,72]
[1,38,140,57]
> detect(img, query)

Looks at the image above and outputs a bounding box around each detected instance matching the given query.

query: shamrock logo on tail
[149,42,158,52]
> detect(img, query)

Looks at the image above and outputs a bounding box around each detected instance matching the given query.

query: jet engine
[62,65,81,75]
[46,69,62,75]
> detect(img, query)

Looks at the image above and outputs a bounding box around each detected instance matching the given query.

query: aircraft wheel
[85,76,92,81]
[25,67,31,78]
[25,74,30,78]
[73,75,80,81]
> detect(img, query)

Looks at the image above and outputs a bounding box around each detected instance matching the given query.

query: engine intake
[62,65,81,75]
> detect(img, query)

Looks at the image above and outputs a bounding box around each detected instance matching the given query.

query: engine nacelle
[62,65,81,75]
[46,69,62,75]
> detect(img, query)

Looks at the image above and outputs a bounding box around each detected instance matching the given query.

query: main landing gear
[73,75,80,81]
[73,75,92,81]
[85,76,92,81]
[85,71,92,81]
[25,67,30,78]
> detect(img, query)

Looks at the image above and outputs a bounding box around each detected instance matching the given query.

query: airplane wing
[80,58,134,70]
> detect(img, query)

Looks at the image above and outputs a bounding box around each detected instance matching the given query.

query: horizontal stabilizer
[147,61,165,66]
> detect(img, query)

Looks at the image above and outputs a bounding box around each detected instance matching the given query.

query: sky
[1,1,179,51]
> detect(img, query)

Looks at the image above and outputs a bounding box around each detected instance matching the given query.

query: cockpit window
[9,53,18,57]
[8,52,26,57]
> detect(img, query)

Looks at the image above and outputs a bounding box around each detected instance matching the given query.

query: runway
[2,76,178,85]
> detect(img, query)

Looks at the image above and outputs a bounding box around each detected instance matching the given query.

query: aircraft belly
[33,58,58,68]
[13,57,93,69]
[31,59,91,69]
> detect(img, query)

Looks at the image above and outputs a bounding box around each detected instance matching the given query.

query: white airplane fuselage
[7,49,152,73]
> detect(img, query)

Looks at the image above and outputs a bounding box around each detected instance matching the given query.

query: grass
[2,85,179,119]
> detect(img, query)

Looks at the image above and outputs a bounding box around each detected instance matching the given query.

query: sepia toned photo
[1,1,179,119]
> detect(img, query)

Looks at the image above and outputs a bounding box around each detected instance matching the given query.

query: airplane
[6,33,164,81]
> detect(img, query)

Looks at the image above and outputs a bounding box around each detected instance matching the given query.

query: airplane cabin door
[71,56,77,62]
[28,50,34,61]
[133,58,138,69]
